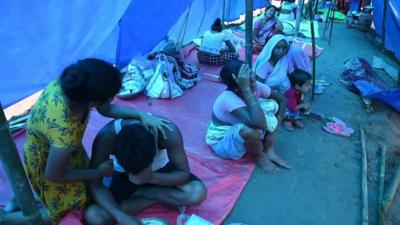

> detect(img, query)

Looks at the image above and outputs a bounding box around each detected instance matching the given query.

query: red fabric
[292,40,324,59]
[0,48,256,225]
[285,86,302,112]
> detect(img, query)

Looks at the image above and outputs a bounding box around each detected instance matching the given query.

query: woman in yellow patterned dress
[23,58,170,224]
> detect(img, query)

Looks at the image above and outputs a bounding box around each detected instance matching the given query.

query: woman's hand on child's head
[233,64,252,91]
[140,113,172,142]
[97,159,114,177]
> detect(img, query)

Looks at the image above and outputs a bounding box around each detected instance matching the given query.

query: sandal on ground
[322,122,352,137]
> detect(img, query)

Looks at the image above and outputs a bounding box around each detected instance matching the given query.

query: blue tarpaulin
[2,0,397,108]
[354,80,400,112]
[0,1,130,107]
[1,0,269,107]
[372,0,400,60]
[117,1,192,67]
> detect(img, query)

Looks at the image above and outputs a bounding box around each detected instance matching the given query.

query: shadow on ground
[223,23,400,225]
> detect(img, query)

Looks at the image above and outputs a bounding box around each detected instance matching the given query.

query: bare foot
[256,155,279,173]
[266,148,292,169]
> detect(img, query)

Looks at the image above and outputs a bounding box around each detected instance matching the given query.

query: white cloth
[205,99,279,160]
[113,119,169,172]
[254,34,291,92]
[199,30,232,55]
[206,98,279,146]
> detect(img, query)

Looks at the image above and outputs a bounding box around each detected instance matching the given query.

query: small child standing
[284,69,312,131]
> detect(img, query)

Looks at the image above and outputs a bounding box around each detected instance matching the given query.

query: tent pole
[323,0,333,39]
[314,0,319,16]
[382,0,388,49]
[222,0,226,29]
[397,64,400,87]
[328,0,335,45]
[0,103,44,225]
[294,0,304,36]
[245,0,254,67]
[309,0,316,100]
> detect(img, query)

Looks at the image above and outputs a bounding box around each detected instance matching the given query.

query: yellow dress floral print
[23,80,90,224]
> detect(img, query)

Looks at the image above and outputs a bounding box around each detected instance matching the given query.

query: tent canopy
[0,0,398,108]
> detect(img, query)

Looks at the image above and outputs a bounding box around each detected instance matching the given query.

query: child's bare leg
[85,196,156,225]
[240,126,279,173]
[264,131,292,169]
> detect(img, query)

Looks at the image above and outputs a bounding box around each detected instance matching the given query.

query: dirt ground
[223,23,400,225]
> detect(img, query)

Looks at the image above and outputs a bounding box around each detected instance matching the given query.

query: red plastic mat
[0,49,256,225]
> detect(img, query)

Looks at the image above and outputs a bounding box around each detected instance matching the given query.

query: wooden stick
[377,144,386,225]
[381,159,400,220]
[244,0,254,67]
[0,103,44,225]
[360,127,369,225]
[308,0,316,100]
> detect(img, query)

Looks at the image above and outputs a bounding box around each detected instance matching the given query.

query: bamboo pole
[377,144,386,225]
[327,0,336,45]
[382,0,388,49]
[381,160,400,221]
[0,102,44,225]
[322,0,332,39]
[222,0,226,29]
[308,0,316,100]
[360,127,369,225]
[245,0,254,67]
[397,64,400,87]
[314,0,319,16]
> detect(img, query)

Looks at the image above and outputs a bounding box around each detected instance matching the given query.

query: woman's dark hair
[288,69,312,86]
[60,58,122,104]
[220,59,244,91]
[211,18,223,32]
[265,5,279,14]
[114,123,156,174]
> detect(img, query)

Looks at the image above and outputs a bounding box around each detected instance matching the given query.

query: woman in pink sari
[253,5,283,53]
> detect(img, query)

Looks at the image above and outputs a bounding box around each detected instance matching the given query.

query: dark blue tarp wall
[385,0,400,60]
[372,0,400,60]
[0,1,130,107]
[116,0,192,67]
[373,0,384,36]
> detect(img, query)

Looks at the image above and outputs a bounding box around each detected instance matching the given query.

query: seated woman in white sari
[205,60,290,173]
[253,34,292,93]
